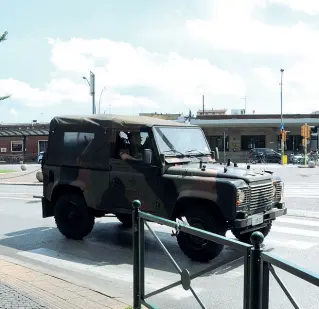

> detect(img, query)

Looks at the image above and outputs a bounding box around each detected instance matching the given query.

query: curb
[0,182,42,186]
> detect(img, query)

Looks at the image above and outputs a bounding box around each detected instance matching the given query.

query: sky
[1,0,319,123]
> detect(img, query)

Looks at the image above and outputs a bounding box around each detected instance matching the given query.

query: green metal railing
[132,200,319,309]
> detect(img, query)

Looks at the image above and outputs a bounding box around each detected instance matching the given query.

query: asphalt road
[0,176,318,309]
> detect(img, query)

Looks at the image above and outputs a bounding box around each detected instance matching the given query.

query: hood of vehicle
[165,163,273,182]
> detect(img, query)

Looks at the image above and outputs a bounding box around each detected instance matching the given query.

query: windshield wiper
[163,149,185,156]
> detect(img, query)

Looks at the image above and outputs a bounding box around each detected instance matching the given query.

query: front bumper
[233,202,287,229]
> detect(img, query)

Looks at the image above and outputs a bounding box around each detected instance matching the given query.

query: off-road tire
[54,193,95,240]
[231,221,272,244]
[176,206,227,262]
[116,214,132,228]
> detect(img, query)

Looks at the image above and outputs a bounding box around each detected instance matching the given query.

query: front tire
[116,214,132,228]
[232,222,272,244]
[176,206,227,262]
[54,193,95,240]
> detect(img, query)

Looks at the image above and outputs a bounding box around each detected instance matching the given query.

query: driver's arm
[120,150,138,160]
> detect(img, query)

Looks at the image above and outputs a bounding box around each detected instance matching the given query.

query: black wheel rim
[62,202,81,229]
[186,218,208,250]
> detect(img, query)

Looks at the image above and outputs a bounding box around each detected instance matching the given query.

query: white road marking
[276,217,319,227]
[284,183,319,198]
[271,226,319,238]
[0,197,35,201]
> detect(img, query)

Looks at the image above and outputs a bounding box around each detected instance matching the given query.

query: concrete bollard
[20,164,27,171]
[36,171,43,182]
[308,161,316,168]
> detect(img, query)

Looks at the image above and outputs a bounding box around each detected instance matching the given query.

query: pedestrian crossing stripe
[283,183,319,198]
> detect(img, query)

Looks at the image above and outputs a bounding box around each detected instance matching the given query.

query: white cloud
[269,0,319,15]
[0,37,246,112]
[186,0,319,113]
[0,78,90,107]
[48,37,246,107]
[186,0,319,56]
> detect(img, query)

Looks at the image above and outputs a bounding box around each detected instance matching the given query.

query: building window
[241,135,266,150]
[11,141,23,152]
[208,135,229,151]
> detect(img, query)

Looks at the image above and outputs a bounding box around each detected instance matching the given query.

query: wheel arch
[171,196,225,224]
[51,184,84,206]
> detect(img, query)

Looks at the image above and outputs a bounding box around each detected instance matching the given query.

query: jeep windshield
[153,126,211,156]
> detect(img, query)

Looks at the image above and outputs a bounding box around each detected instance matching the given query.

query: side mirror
[215,147,219,160]
[143,149,152,165]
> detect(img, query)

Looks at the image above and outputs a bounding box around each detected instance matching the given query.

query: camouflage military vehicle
[41,115,286,262]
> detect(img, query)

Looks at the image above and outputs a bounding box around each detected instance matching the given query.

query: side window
[113,130,152,161]
[63,132,95,166]
[64,132,95,153]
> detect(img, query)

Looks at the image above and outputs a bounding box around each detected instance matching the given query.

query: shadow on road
[0,218,248,278]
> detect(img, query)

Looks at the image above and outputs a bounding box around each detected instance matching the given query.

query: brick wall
[0,136,48,160]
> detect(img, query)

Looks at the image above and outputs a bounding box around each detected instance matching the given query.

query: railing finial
[250,231,264,249]
[132,200,141,209]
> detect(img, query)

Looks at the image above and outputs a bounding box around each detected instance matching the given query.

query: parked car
[249,148,281,163]
[37,151,44,163]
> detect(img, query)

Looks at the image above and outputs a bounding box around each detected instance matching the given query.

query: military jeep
[41,115,286,262]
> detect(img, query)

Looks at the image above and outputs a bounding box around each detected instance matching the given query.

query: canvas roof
[50,114,193,130]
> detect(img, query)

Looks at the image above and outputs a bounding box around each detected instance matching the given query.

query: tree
[0,31,11,101]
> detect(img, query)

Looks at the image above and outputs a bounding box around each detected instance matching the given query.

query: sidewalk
[0,259,130,309]
[0,168,41,185]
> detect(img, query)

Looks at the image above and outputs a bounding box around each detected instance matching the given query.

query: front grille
[239,181,274,212]
[250,182,273,210]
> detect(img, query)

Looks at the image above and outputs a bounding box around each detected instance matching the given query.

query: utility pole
[90,71,96,114]
[301,124,310,166]
[241,96,247,114]
[280,69,284,164]
[223,132,226,164]
[98,86,107,114]
[202,94,205,115]
[82,71,96,114]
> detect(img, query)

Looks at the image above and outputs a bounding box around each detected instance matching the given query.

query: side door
[107,129,160,214]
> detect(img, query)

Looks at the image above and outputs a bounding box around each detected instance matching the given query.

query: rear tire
[116,214,132,228]
[176,206,227,262]
[54,193,95,240]
[232,222,272,244]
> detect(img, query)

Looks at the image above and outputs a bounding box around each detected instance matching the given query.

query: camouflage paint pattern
[42,115,284,225]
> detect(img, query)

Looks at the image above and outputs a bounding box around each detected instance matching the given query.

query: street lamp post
[98,86,107,114]
[82,71,96,114]
[280,69,284,164]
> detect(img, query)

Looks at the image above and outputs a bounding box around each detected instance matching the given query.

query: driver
[128,132,143,160]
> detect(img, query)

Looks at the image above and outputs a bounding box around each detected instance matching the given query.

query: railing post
[249,231,264,309]
[133,200,141,309]
[139,214,145,301]
[262,261,269,309]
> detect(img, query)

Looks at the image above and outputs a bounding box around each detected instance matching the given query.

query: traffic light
[301,124,311,138]
[301,125,305,137]
[282,130,286,141]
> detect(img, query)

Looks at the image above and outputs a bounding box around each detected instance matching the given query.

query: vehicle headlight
[237,189,245,204]
[272,183,277,197]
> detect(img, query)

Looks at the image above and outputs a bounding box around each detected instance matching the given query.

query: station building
[189,113,319,162]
